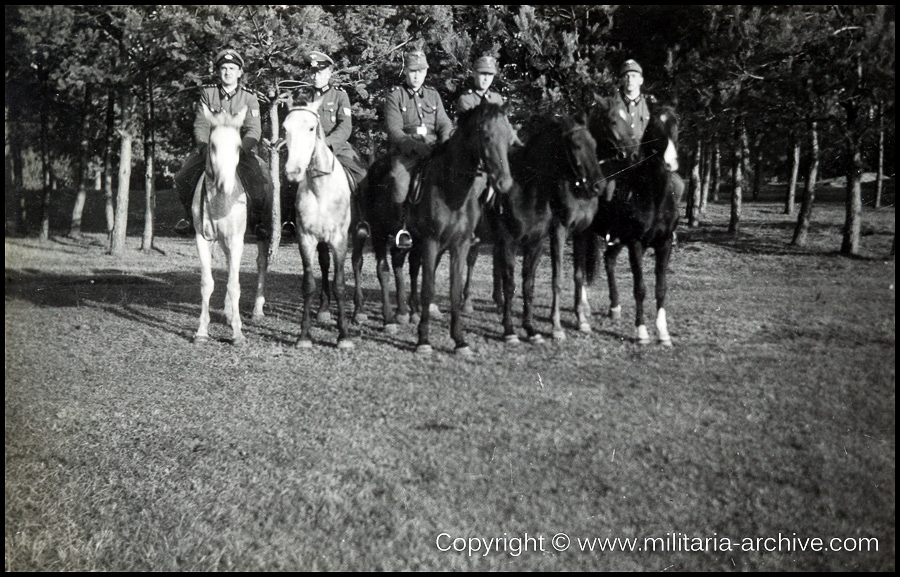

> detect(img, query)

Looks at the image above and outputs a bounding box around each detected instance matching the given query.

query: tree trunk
[752,132,762,200]
[740,123,752,203]
[875,101,884,209]
[141,78,156,251]
[110,93,134,256]
[729,122,742,235]
[687,139,702,227]
[268,96,282,260]
[841,103,862,256]
[792,120,819,247]
[700,139,711,213]
[785,129,800,216]
[104,90,116,235]
[69,86,92,237]
[711,141,721,203]
[39,77,51,241]
[7,105,27,234]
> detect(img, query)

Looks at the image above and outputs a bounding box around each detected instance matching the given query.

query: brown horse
[365,102,517,354]
[468,114,605,343]
[589,103,683,345]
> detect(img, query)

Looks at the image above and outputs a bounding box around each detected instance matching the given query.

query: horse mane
[432,101,507,159]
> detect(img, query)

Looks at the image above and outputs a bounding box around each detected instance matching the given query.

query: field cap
[620,59,643,76]
[404,49,428,71]
[474,55,498,74]
[215,49,244,69]
[307,51,335,70]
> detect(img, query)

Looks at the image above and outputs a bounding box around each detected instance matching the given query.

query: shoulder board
[239,86,262,97]
[202,83,217,89]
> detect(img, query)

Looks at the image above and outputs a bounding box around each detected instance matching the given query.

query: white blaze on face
[208,127,242,195]
[658,113,679,172]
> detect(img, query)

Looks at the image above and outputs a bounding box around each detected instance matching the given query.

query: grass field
[5,181,895,570]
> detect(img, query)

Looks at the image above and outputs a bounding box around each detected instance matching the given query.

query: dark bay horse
[589,103,683,345]
[365,102,517,354]
[468,114,605,343]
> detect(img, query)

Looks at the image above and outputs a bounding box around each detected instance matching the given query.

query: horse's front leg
[604,243,624,320]
[628,242,649,345]
[462,240,479,314]
[331,241,354,350]
[252,238,268,321]
[296,235,318,348]
[549,223,567,340]
[416,239,439,354]
[498,237,518,343]
[194,238,215,343]
[221,236,245,345]
[654,239,674,346]
[375,240,398,333]
[317,242,332,323]
[572,231,593,334]
[521,240,544,343]
[392,247,410,325]
[351,233,367,324]
[449,241,473,355]
[408,246,422,323]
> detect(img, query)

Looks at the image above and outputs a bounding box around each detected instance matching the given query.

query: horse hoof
[504,334,520,344]
[232,336,246,347]
[658,338,673,348]
[251,312,265,322]
[552,330,566,341]
[383,323,399,335]
[462,303,474,314]
[609,306,622,320]
[317,311,332,323]
[410,313,420,326]
[337,339,355,350]
[416,344,433,355]
[429,303,443,319]
[455,345,474,356]
[353,313,368,324]
[396,313,410,325]
[529,334,545,345]
[193,334,209,345]
[295,339,313,349]
[578,322,592,334]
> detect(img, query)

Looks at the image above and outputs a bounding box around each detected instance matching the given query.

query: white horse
[282,100,354,349]
[192,104,268,345]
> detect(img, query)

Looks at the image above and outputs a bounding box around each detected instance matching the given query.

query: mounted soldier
[383,48,453,249]
[173,49,273,239]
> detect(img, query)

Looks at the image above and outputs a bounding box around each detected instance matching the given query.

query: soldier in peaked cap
[457,55,505,113]
[284,51,370,238]
[173,49,274,239]
[382,48,453,249]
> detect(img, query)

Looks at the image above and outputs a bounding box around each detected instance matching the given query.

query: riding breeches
[388,154,419,204]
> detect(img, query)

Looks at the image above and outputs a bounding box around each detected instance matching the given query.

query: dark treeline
[4,5,895,255]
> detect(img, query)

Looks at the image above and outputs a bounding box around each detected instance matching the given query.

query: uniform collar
[219,84,239,99]
[405,85,425,98]
[315,85,331,96]
[621,91,642,106]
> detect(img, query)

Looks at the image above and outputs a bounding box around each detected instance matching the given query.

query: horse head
[641,106,679,173]
[283,99,331,184]
[460,102,516,194]
[203,104,247,197]
[562,115,606,197]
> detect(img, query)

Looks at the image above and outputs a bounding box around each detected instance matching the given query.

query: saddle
[407,158,431,205]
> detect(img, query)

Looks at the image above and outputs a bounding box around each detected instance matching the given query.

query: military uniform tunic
[456,88,504,113]
[606,90,650,159]
[175,83,272,229]
[295,85,366,190]
[384,85,453,203]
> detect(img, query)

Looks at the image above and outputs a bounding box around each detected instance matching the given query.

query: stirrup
[394,229,413,250]
[356,221,371,240]
[174,219,194,236]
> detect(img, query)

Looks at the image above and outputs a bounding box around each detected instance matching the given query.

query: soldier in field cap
[382,48,452,249]
[457,54,504,113]
[282,50,370,238]
[173,48,273,239]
